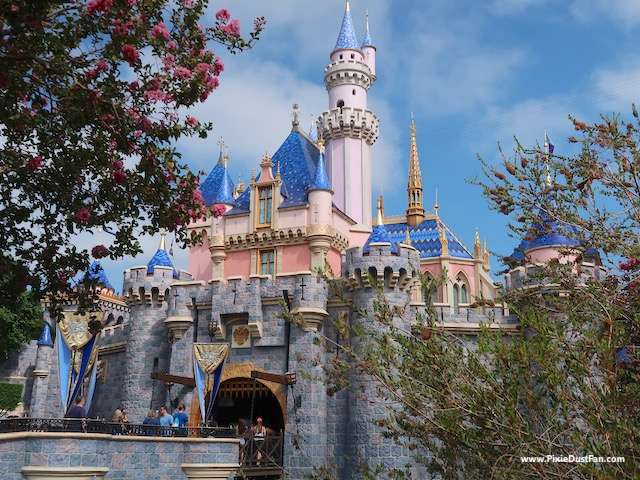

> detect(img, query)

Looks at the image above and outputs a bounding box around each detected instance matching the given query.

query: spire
[406,114,426,226]
[362,10,374,47]
[147,231,175,275]
[376,194,384,226]
[37,322,53,347]
[403,228,412,246]
[434,188,440,216]
[543,130,554,188]
[308,138,332,192]
[159,228,167,251]
[334,0,359,51]
[201,139,236,206]
[474,228,482,259]
[292,103,300,131]
[438,221,449,256]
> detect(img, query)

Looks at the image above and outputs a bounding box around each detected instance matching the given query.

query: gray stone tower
[121,236,182,421]
[343,209,424,476]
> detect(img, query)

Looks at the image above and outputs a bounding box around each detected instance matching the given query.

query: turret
[307,138,334,270]
[318,1,379,232]
[361,11,376,77]
[406,115,426,226]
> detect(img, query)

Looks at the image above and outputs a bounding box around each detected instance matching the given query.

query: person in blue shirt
[173,402,189,436]
[158,406,174,427]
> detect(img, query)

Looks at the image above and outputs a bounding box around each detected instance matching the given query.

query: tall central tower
[318,1,379,234]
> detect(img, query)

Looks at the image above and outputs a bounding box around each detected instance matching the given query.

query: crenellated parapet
[324,59,374,90]
[122,266,192,306]
[317,107,379,146]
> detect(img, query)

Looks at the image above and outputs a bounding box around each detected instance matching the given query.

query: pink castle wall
[225,250,251,278]
[526,247,578,264]
[327,249,342,277]
[329,84,367,110]
[188,244,212,282]
[281,244,311,273]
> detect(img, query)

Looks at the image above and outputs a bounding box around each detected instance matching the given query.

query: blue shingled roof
[84,261,115,291]
[200,154,235,206]
[147,248,178,277]
[363,224,399,254]
[384,219,473,259]
[308,150,331,192]
[335,3,359,50]
[362,17,374,47]
[507,212,581,262]
[226,130,322,215]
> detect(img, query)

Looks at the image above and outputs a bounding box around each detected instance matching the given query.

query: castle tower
[307,138,334,270]
[318,1,379,233]
[361,11,376,77]
[345,198,423,476]
[121,232,179,421]
[29,320,54,417]
[406,115,426,226]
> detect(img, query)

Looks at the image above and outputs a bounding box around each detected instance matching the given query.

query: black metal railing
[240,434,284,469]
[0,417,235,438]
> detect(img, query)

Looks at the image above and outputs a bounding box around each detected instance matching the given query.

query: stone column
[284,275,329,477]
[29,343,53,418]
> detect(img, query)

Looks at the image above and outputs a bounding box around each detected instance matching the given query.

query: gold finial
[434,188,440,216]
[474,228,482,258]
[475,228,480,245]
[438,221,448,256]
[159,228,167,251]
[216,137,227,164]
[376,194,384,226]
[316,136,325,155]
[292,103,300,131]
[406,113,425,226]
[275,160,281,179]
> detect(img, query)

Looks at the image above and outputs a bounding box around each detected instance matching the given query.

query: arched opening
[383,267,393,290]
[336,100,345,109]
[208,378,285,433]
[453,284,460,314]
[352,89,356,95]
[452,272,470,313]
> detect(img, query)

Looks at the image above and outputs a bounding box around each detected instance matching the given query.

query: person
[142,409,160,436]
[159,406,174,426]
[112,406,127,423]
[172,402,189,436]
[66,397,86,418]
[253,417,267,464]
[236,419,250,463]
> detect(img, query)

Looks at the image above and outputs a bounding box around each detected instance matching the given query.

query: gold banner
[193,343,229,375]
[59,311,102,374]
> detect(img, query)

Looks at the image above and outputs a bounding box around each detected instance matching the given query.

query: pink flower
[220,19,240,37]
[150,21,170,41]
[121,44,140,65]
[162,54,176,69]
[167,40,177,50]
[206,76,220,90]
[194,63,210,76]
[87,0,113,15]
[185,116,198,127]
[96,59,108,71]
[144,89,173,103]
[91,245,110,259]
[181,0,194,7]
[74,207,91,223]
[112,160,124,170]
[133,130,143,139]
[127,0,137,5]
[27,155,43,170]
[112,169,127,183]
[213,57,224,75]
[175,66,192,80]
[128,80,140,91]
[215,8,230,21]
[211,204,226,217]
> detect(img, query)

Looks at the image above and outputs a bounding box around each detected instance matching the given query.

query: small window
[337,100,345,109]
[350,53,354,59]
[352,89,356,95]
[258,186,272,225]
[260,250,275,276]
[339,54,343,59]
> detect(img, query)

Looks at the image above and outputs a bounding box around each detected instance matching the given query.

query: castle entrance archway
[208,377,285,433]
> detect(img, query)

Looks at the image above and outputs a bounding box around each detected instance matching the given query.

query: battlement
[317,107,379,145]
[343,244,421,292]
[122,266,192,306]
[324,59,373,90]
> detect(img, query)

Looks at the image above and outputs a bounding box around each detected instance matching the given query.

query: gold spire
[403,228,412,246]
[434,188,440,216]
[474,229,482,258]
[260,152,273,169]
[376,195,384,226]
[406,113,425,226]
[438,221,448,256]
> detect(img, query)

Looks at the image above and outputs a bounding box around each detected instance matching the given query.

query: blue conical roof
[308,149,332,192]
[147,248,174,273]
[37,322,53,347]
[200,152,235,206]
[84,261,114,291]
[334,1,359,50]
[362,13,374,47]
[363,224,399,254]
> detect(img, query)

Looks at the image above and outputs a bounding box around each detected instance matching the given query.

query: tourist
[172,402,189,436]
[253,417,267,464]
[111,405,128,435]
[66,397,87,418]
[159,406,174,426]
[142,409,160,436]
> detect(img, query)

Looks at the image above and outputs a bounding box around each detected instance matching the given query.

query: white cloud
[571,0,640,27]
[592,60,640,112]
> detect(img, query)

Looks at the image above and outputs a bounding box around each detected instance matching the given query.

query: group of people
[142,403,189,429]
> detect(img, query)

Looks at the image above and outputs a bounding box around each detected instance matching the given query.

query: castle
[0,3,605,480]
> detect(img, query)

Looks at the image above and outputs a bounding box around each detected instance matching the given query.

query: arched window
[453,284,460,314]
[352,89,356,95]
[452,272,470,313]
[337,100,345,109]
[350,53,355,59]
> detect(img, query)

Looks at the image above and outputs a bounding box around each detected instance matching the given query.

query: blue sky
[95,0,640,290]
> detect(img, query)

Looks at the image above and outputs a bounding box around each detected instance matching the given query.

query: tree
[302,110,640,479]
[0,0,265,326]
[0,383,23,417]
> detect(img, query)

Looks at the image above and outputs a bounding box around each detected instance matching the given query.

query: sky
[96,0,640,291]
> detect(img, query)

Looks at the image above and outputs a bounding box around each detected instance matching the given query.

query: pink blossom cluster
[144,89,173,103]
[75,207,91,223]
[151,22,170,41]
[219,19,240,37]
[215,9,230,21]
[27,155,43,171]
[91,245,110,259]
[112,18,134,37]
[185,116,198,127]
[620,258,640,271]
[87,0,113,15]
[175,66,192,80]
[112,159,126,183]
[121,44,140,65]
[211,203,226,217]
